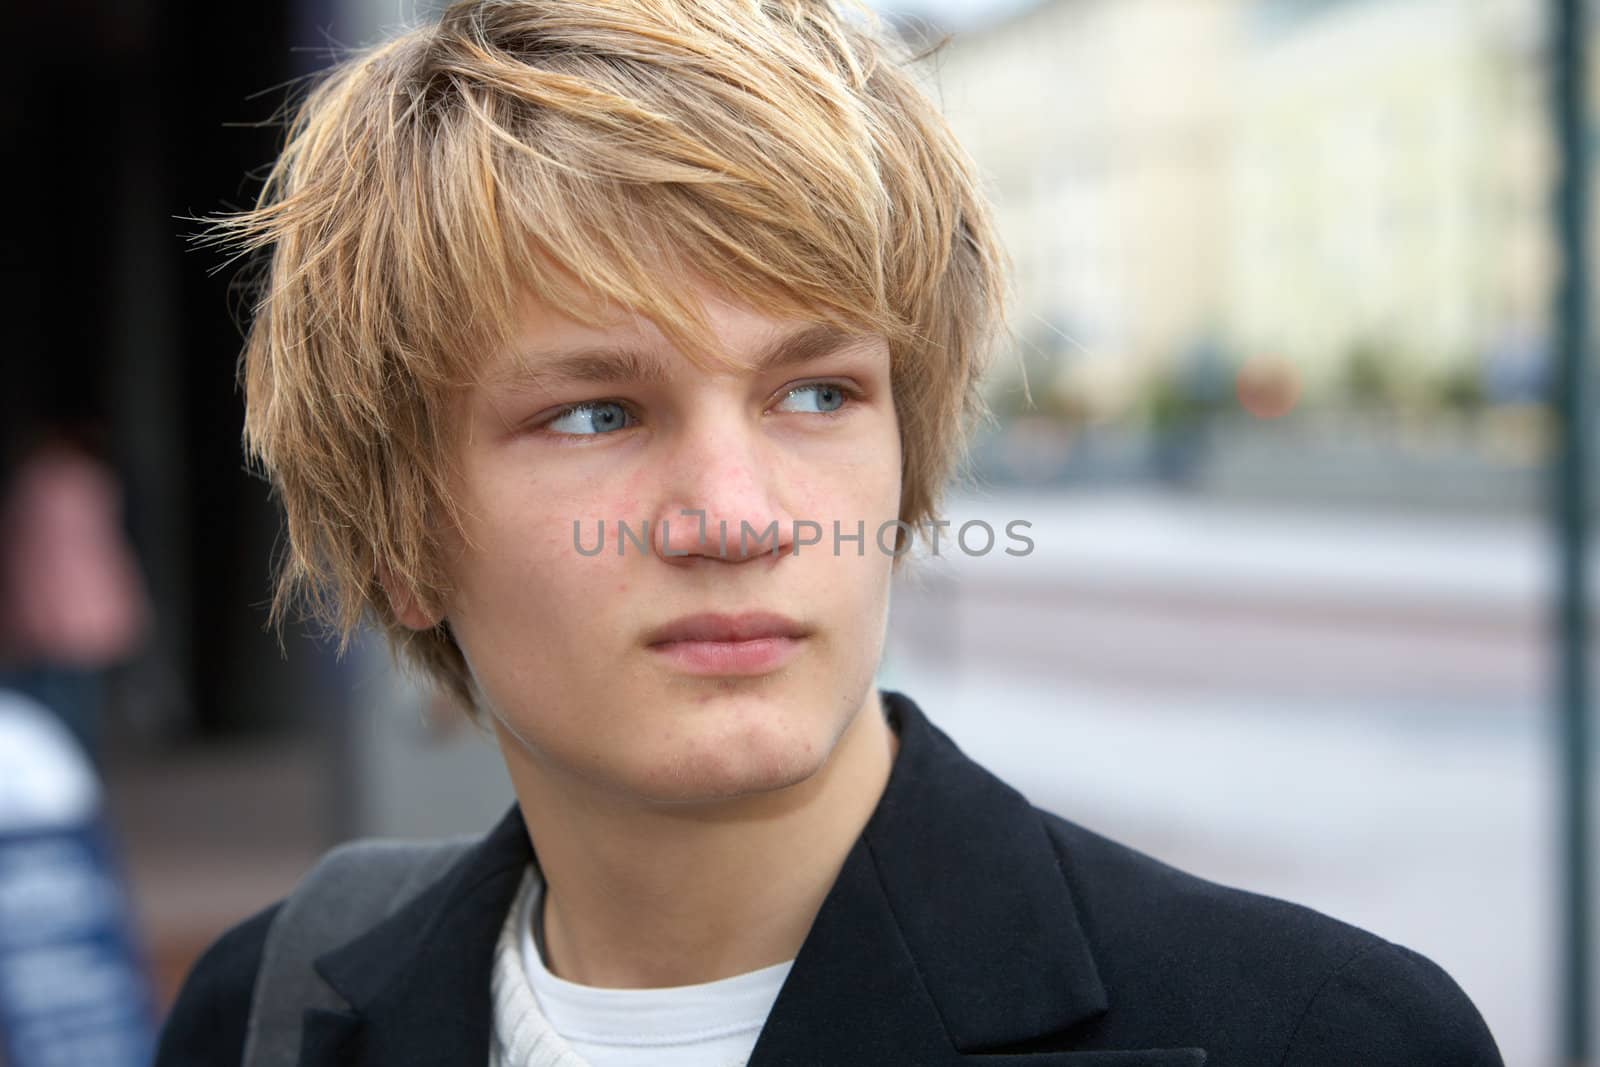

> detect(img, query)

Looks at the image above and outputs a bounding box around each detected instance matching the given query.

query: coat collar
[298,689,1206,1066]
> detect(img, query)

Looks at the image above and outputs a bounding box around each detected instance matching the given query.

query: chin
[628,696,839,804]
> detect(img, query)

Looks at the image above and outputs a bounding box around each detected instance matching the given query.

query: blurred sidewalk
[896,486,1562,716]
[100,729,330,1009]
[925,486,1557,612]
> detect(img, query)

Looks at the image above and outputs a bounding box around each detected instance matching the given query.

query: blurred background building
[1,0,1594,1064]
[933,0,1561,510]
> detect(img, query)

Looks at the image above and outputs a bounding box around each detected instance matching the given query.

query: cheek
[788,414,902,515]
[834,427,903,520]
[455,492,623,625]
[468,460,642,559]
[451,523,630,699]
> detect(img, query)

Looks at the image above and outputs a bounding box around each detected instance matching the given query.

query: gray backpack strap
[240,835,478,1067]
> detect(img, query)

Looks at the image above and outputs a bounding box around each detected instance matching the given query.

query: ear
[378,565,441,631]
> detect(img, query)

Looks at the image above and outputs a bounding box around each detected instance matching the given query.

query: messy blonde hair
[207,0,1009,715]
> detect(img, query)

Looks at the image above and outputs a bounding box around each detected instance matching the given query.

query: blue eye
[777,382,852,415]
[546,401,634,436]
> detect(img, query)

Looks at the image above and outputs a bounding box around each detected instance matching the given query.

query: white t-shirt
[490,865,793,1067]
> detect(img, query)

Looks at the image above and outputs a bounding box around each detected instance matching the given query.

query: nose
[652,413,796,565]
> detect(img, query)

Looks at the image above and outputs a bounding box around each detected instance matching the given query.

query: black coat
[154,688,1505,1066]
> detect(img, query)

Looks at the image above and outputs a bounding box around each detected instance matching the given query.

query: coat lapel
[746,689,1206,1066]
[298,804,532,1065]
[293,688,1207,1066]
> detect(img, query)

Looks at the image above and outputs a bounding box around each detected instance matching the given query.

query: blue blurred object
[0,689,155,1067]
[0,668,101,766]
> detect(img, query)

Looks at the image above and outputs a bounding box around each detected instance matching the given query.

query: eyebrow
[498,322,871,390]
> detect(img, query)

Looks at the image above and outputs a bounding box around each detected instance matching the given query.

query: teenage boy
[155,2,1506,1064]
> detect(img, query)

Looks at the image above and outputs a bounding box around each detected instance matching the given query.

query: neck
[492,687,898,989]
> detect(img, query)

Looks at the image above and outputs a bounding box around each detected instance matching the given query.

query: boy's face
[417,282,902,805]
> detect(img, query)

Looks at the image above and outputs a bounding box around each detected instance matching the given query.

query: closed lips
[645,612,809,645]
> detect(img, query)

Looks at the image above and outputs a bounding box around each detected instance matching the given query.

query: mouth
[645,611,811,676]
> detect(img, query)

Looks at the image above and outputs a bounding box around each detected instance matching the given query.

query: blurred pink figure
[0,436,151,756]
[0,438,149,668]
